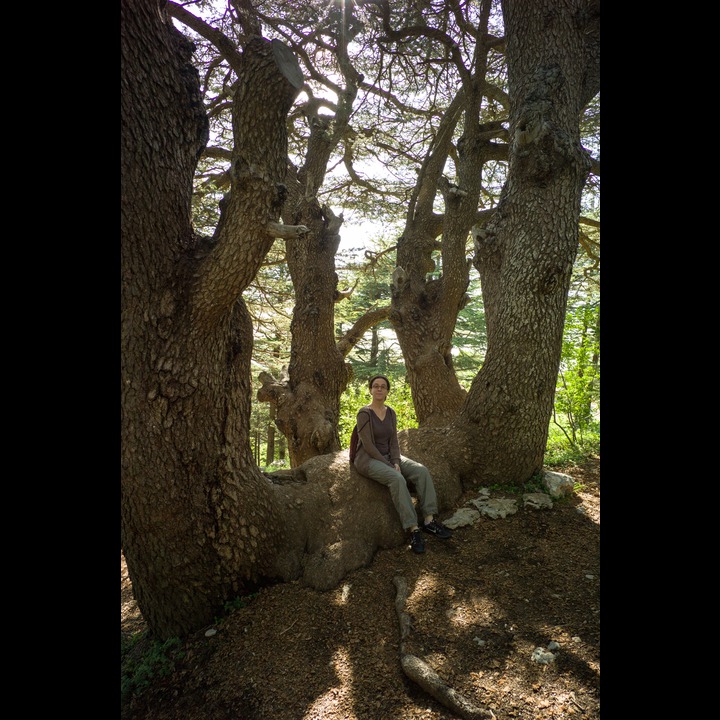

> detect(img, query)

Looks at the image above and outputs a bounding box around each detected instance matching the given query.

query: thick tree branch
[336,306,391,358]
[166,2,244,75]
[190,37,302,328]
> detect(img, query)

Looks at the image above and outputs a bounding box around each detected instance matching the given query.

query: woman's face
[370,378,389,400]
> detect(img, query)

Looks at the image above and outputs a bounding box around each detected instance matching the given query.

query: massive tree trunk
[121,0,599,641]
[390,3,504,428]
[121,0,303,638]
[122,0,426,642]
[458,0,600,486]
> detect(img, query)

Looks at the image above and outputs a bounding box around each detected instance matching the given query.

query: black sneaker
[422,519,453,539]
[410,529,425,554]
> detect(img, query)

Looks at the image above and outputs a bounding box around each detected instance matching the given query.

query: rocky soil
[121,457,599,720]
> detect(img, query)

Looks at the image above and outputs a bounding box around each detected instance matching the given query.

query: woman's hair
[368,374,391,392]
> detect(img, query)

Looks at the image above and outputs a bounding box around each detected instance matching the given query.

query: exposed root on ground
[393,575,496,720]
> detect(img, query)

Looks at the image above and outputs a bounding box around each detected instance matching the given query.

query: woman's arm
[388,407,401,466]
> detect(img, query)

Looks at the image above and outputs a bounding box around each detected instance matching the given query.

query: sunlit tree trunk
[458,0,600,485]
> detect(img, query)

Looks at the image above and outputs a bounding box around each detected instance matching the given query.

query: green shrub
[121,634,183,702]
[544,418,599,467]
[223,592,258,614]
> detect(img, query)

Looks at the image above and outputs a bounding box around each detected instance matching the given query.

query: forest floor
[121,457,600,720]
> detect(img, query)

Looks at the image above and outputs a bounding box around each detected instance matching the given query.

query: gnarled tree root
[393,576,496,720]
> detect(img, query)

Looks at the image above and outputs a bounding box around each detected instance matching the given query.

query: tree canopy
[169,0,600,456]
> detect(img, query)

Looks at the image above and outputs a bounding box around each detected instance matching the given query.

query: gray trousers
[365,455,438,530]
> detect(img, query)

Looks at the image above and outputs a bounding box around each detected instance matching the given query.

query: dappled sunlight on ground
[122,458,600,720]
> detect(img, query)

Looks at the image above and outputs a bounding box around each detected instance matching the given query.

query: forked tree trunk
[121,0,599,641]
[390,7,500,428]
[256,8,364,467]
[121,0,302,638]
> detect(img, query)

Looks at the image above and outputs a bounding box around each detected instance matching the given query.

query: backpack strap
[355,407,372,453]
[357,407,371,432]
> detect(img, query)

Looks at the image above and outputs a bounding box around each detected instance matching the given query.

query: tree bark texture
[268,190,350,467]
[391,8,503,429]
[391,92,467,428]
[460,0,600,486]
[121,0,301,638]
[257,22,363,467]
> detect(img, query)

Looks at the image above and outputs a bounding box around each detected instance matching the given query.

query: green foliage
[121,634,183,702]
[450,274,487,388]
[543,419,599,467]
[551,269,599,451]
[486,471,544,496]
[524,471,546,493]
[337,239,407,375]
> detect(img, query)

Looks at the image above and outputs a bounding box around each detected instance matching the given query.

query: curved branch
[336,306,391,358]
[166,2,244,75]
[334,277,359,302]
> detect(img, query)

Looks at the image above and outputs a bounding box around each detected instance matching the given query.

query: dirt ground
[121,457,599,720]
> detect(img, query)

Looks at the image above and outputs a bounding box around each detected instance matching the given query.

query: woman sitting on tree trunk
[352,374,452,554]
